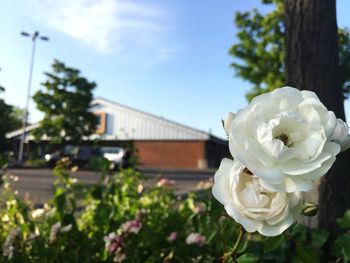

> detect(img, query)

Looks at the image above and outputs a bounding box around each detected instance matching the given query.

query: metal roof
[6,123,39,140]
[92,97,211,140]
[7,97,221,141]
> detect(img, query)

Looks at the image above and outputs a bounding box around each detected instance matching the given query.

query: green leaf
[237,253,258,263]
[288,224,307,242]
[334,233,350,262]
[291,256,304,263]
[264,235,285,253]
[336,210,350,229]
[311,229,329,248]
[207,230,217,243]
[296,243,320,263]
[54,192,66,215]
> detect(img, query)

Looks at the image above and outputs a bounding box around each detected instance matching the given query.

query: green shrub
[0,158,349,262]
[24,158,47,168]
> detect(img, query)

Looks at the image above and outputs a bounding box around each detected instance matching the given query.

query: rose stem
[232,225,245,257]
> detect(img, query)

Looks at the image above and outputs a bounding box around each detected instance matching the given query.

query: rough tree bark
[284,0,350,235]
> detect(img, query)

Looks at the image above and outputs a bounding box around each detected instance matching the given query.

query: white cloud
[29,0,176,55]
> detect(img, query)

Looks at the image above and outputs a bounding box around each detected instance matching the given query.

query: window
[95,112,106,134]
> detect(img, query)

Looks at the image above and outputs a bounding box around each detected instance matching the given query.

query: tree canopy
[33,60,97,144]
[230,0,350,101]
[0,87,24,152]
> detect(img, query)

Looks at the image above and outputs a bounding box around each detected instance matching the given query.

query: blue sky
[0,0,349,139]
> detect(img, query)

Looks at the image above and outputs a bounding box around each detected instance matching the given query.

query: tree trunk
[284,0,350,235]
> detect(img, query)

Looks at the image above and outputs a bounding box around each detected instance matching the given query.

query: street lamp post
[18,31,49,163]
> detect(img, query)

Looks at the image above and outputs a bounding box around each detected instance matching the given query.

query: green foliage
[337,210,350,229]
[264,235,285,253]
[229,0,284,101]
[311,229,329,248]
[1,161,350,262]
[32,60,97,144]
[331,211,350,262]
[24,158,47,168]
[332,234,350,262]
[295,243,320,263]
[230,0,350,101]
[0,88,24,152]
[339,28,350,99]
[88,156,113,172]
[237,253,258,262]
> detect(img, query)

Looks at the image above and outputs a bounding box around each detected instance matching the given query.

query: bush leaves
[264,235,285,253]
[337,210,350,229]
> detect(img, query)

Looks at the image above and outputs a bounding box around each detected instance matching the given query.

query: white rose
[330,119,350,151]
[226,87,343,192]
[212,158,301,237]
[223,112,236,137]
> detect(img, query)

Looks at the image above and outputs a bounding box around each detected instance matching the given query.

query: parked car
[100,146,129,170]
[44,145,102,168]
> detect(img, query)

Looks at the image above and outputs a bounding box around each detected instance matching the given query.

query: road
[7,168,215,206]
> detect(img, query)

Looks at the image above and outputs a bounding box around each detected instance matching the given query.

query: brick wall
[134,140,206,168]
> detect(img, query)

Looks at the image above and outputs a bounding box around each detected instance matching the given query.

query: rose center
[275,133,293,147]
[243,167,253,175]
[238,179,270,208]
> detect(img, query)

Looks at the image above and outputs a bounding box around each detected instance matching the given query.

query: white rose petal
[228,87,345,192]
[212,159,301,237]
[223,112,236,136]
[330,119,350,151]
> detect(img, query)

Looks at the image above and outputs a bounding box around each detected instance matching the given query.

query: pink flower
[167,232,178,242]
[104,232,124,253]
[120,220,142,234]
[113,247,126,262]
[193,203,206,214]
[186,233,206,247]
[157,178,175,187]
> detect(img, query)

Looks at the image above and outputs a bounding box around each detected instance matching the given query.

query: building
[6,98,229,169]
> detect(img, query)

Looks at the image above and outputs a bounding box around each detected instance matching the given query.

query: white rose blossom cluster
[213,87,350,236]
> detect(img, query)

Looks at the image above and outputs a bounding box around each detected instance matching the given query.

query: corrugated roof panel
[6,98,213,141]
[92,98,209,141]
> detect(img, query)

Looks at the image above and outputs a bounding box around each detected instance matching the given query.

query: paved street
[7,168,215,205]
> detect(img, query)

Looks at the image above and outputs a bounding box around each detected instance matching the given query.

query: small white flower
[113,247,126,262]
[31,208,45,219]
[120,220,142,234]
[186,233,206,246]
[49,222,61,244]
[2,214,10,222]
[157,178,175,187]
[103,232,117,250]
[212,158,302,237]
[71,178,78,184]
[60,224,72,233]
[227,87,345,192]
[49,222,72,243]
[2,228,20,259]
[9,175,19,182]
